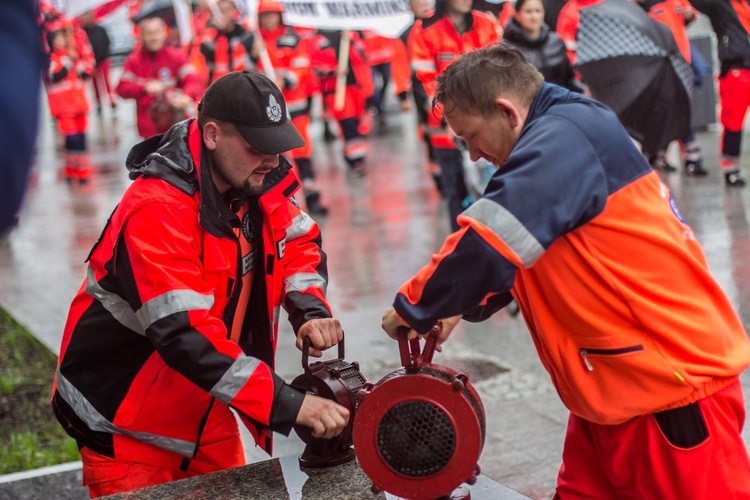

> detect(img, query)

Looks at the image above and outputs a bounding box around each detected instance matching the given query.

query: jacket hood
[125,119,297,238]
[126,119,198,196]
[503,17,550,48]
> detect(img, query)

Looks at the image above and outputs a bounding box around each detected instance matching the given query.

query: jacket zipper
[579,345,644,372]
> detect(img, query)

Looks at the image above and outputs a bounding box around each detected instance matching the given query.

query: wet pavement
[2,63,750,499]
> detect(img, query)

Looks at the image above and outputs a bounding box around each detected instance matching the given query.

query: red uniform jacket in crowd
[116,45,204,139]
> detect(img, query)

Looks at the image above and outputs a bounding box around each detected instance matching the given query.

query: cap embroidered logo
[267,94,282,122]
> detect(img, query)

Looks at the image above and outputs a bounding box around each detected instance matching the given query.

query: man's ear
[202,122,219,151]
[494,97,521,129]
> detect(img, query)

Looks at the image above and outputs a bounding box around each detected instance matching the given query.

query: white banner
[280,0,413,38]
[64,0,103,16]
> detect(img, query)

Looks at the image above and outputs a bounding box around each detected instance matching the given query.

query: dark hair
[434,41,544,116]
[46,29,64,52]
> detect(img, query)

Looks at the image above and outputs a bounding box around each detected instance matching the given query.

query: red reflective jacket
[117,45,204,139]
[53,119,331,469]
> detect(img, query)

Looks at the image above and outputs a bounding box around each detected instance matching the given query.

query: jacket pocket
[653,402,709,449]
[579,345,644,371]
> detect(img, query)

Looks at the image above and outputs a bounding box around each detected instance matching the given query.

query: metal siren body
[291,336,367,468]
[353,326,486,500]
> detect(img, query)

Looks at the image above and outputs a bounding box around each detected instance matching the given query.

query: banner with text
[281,0,413,38]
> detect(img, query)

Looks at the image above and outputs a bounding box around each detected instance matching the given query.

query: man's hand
[296,318,343,358]
[144,80,165,95]
[170,94,193,111]
[296,393,350,439]
[381,307,413,340]
[381,308,461,351]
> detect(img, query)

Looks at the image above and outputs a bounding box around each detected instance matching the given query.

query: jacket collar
[523,82,577,134]
[125,119,299,238]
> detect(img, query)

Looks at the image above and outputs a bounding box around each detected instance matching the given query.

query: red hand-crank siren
[353,324,486,500]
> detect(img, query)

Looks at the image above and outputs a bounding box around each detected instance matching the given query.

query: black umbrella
[574,0,693,154]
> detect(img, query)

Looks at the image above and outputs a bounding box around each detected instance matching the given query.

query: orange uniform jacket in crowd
[408,10,499,149]
[46,47,92,118]
[52,119,332,469]
[393,84,750,426]
[310,31,374,121]
[191,25,257,85]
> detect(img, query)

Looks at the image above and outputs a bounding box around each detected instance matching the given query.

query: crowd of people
[33,0,750,229]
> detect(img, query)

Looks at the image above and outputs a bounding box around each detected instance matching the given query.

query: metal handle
[397,322,442,368]
[302,334,346,374]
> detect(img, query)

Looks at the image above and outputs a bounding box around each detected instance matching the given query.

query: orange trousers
[556,378,750,499]
[80,405,244,497]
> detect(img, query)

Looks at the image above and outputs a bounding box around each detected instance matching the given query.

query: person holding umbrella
[557,0,696,177]
[382,42,750,498]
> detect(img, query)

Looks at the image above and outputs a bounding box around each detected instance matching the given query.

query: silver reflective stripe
[411,60,436,71]
[272,305,281,325]
[286,212,315,241]
[284,272,327,295]
[55,369,196,456]
[135,290,215,330]
[85,267,145,336]
[462,198,545,268]
[210,355,261,404]
[287,99,309,113]
[177,63,197,80]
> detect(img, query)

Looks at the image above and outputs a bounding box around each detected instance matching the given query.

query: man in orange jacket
[408,0,499,230]
[191,0,257,85]
[53,71,349,497]
[257,0,328,215]
[383,43,750,498]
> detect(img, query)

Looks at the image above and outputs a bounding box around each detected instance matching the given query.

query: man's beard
[242,177,264,197]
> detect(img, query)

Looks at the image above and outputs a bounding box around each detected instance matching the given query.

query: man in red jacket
[53,71,349,497]
[117,15,204,139]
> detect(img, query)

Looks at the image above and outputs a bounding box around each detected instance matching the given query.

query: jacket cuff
[269,380,306,436]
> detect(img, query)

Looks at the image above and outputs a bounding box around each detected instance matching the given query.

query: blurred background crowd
[12,0,750,233]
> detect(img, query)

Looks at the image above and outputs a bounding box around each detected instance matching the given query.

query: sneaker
[725,170,746,187]
[684,158,708,176]
[305,192,329,216]
[648,153,677,172]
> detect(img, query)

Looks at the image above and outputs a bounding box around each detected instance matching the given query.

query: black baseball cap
[198,71,305,154]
